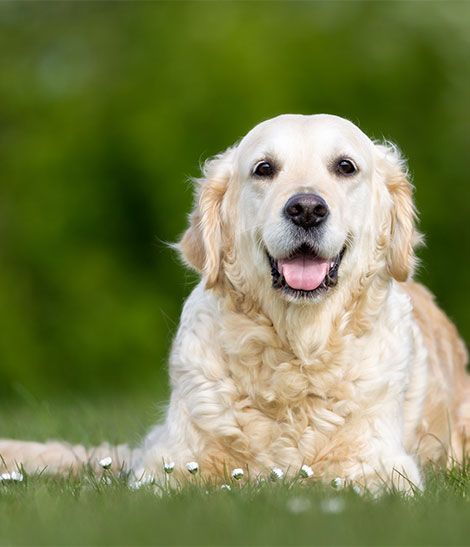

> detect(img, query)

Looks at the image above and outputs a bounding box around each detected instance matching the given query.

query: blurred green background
[0,1,468,403]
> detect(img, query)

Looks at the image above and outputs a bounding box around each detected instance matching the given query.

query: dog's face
[179,114,419,305]
[235,115,378,302]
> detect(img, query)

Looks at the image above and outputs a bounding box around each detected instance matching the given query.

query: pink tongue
[278,256,330,291]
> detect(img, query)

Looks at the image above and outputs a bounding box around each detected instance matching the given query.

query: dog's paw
[348,454,423,495]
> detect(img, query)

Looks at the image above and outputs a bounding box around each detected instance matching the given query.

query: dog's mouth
[268,244,346,299]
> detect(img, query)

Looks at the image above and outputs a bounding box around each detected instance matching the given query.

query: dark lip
[268,243,346,300]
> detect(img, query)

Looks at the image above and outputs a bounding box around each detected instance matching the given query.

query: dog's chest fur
[170,281,419,478]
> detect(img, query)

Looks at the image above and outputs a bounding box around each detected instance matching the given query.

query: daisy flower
[163,461,175,474]
[231,468,244,480]
[186,461,199,474]
[0,471,24,482]
[99,456,113,470]
[331,477,345,489]
[270,467,284,481]
[299,464,314,478]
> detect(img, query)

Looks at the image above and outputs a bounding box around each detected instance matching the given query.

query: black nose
[283,193,329,229]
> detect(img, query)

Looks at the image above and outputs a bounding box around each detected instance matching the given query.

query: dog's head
[178,114,420,304]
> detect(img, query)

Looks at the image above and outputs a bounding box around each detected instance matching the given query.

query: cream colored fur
[1,115,468,493]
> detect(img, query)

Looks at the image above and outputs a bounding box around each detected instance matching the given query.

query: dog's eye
[253,161,276,178]
[336,159,357,176]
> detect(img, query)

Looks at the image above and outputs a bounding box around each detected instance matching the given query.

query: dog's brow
[255,150,277,162]
[328,150,362,168]
[251,152,279,169]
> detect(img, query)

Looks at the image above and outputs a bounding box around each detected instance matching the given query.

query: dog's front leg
[130,405,202,486]
[131,287,248,485]
[344,413,423,494]
[347,452,422,495]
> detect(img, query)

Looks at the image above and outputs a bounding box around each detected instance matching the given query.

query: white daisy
[299,464,314,478]
[270,467,284,481]
[99,456,113,470]
[231,468,244,480]
[163,461,175,474]
[331,477,345,489]
[186,461,199,474]
[0,471,24,482]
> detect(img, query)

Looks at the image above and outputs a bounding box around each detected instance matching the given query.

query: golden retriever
[1,114,468,493]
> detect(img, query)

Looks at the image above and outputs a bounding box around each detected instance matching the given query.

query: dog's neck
[222,266,392,365]
[219,220,395,364]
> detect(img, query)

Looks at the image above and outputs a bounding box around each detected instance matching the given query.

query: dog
[1,114,468,492]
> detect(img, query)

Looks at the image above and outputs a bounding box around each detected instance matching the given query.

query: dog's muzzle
[268,243,346,300]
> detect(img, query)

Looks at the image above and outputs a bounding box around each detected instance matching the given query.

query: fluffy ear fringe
[176,147,236,288]
[376,142,423,282]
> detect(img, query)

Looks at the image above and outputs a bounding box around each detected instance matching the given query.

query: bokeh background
[0,2,468,411]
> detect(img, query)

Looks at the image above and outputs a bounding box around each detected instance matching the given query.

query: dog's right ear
[177,147,236,288]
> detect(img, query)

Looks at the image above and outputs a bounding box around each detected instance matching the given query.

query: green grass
[0,396,469,546]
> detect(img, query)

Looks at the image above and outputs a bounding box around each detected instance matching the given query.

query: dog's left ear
[177,147,236,288]
[376,143,423,282]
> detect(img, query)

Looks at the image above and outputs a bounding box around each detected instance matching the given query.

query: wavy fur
[1,115,468,493]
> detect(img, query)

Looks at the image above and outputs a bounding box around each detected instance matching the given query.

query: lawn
[0,396,469,546]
